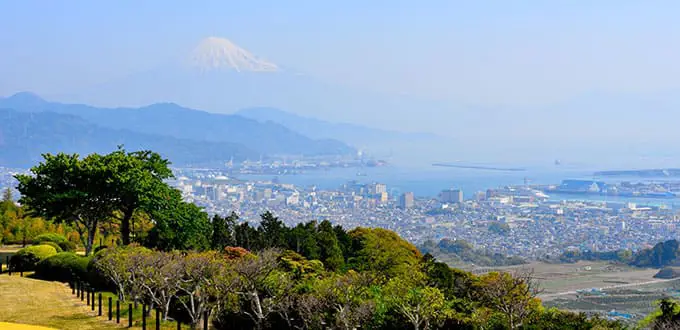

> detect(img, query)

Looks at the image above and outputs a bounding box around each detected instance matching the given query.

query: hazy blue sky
[2,0,680,107]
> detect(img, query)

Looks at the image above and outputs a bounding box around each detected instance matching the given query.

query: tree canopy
[15,148,179,254]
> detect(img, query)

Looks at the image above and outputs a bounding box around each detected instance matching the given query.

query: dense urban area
[4,164,680,262]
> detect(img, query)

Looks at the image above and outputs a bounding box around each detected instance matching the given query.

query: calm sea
[238,164,680,209]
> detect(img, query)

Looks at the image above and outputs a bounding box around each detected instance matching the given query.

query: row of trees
[558,239,679,268]
[87,222,623,330]
[1,189,83,246]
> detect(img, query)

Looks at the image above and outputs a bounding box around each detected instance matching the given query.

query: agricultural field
[472,261,680,323]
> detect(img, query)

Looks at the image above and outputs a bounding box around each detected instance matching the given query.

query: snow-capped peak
[189,37,279,72]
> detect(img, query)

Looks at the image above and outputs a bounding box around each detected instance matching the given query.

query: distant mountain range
[0,92,355,167]
[236,107,442,152]
[52,37,461,138]
[0,108,257,167]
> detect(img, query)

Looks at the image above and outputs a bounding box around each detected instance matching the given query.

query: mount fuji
[57,37,459,134]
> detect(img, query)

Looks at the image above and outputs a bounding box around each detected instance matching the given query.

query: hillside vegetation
[0,150,638,329]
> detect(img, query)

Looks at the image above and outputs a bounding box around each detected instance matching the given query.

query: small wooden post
[86,287,90,305]
[108,297,113,320]
[98,293,102,316]
[116,300,121,323]
[7,256,10,276]
[142,303,147,330]
[156,308,160,330]
[203,311,208,330]
[177,320,181,330]
[91,291,95,311]
[128,303,133,327]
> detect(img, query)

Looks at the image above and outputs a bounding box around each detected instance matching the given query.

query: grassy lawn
[0,322,57,329]
[0,274,184,329]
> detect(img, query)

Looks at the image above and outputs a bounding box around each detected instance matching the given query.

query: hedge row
[9,245,58,271]
[35,252,91,282]
[32,233,77,252]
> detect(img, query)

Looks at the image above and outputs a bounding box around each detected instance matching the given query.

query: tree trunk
[164,300,172,320]
[85,225,96,256]
[121,208,134,245]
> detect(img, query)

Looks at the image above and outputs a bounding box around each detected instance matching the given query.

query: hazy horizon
[2,1,680,167]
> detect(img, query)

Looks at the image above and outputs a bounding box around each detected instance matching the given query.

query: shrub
[35,252,89,282]
[58,240,77,252]
[39,241,64,253]
[10,244,58,271]
[93,245,108,254]
[32,233,68,245]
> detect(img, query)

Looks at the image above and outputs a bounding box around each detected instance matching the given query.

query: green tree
[146,187,211,251]
[211,212,237,250]
[16,153,118,255]
[317,220,345,271]
[258,211,287,249]
[477,270,543,329]
[287,222,320,260]
[102,148,174,245]
[384,273,449,330]
[348,227,422,279]
[235,221,262,251]
[334,224,352,258]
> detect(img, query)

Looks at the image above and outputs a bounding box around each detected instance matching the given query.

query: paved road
[540,278,680,300]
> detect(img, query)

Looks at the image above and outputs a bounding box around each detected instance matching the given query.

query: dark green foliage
[287,222,320,260]
[211,212,237,250]
[10,244,58,271]
[655,267,680,279]
[32,233,68,245]
[258,211,288,248]
[559,249,633,264]
[15,152,120,255]
[58,240,77,252]
[561,239,680,268]
[633,239,680,268]
[234,221,261,251]
[423,254,477,302]
[651,298,680,328]
[35,252,91,282]
[316,221,345,271]
[93,245,108,254]
[146,188,211,251]
[100,148,174,245]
